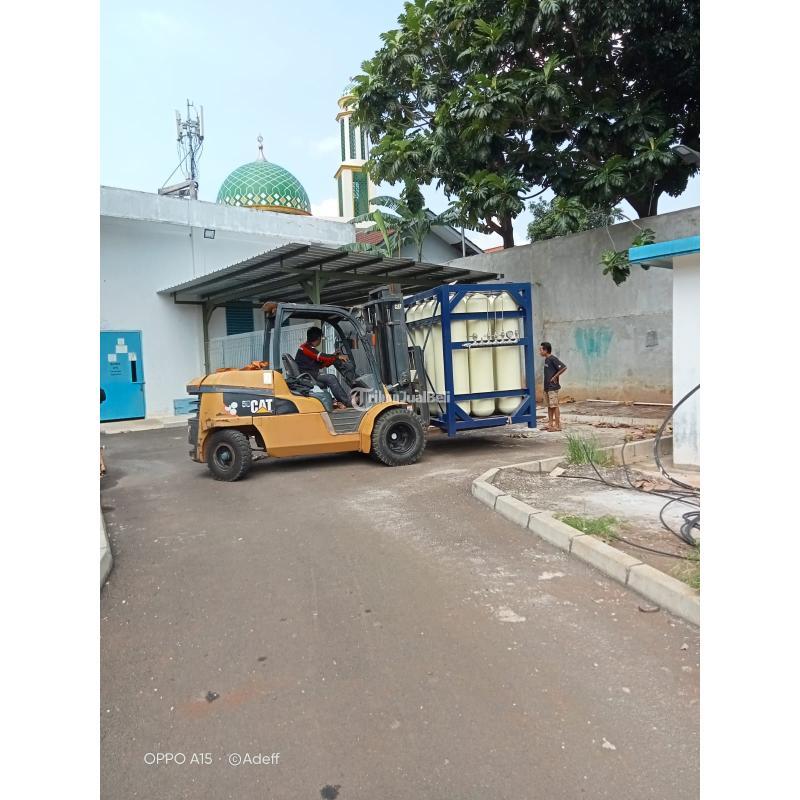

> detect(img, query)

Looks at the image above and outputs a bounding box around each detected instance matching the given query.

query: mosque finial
[257,134,265,161]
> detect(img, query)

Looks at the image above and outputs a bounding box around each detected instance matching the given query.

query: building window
[340,119,346,161]
[337,175,343,217]
[353,171,369,217]
[349,119,356,160]
[225,304,254,336]
[360,128,366,160]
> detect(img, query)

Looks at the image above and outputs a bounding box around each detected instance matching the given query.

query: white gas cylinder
[405,302,418,349]
[465,292,496,416]
[491,292,524,414]
[430,297,446,398]
[419,298,439,397]
[451,294,471,415]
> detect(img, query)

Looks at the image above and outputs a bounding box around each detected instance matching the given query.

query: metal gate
[100,331,145,421]
[208,325,335,372]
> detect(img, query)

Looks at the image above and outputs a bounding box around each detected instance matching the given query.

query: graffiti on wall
[574,326,613,361]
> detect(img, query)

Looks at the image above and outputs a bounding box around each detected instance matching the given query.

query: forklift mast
[362,287,412,389]
[361,287,429,426]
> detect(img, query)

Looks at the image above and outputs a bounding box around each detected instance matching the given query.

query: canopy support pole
[202,302,220,374]
[301,273,331,304]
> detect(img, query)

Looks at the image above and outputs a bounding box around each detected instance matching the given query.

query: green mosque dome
[217,142,311,215]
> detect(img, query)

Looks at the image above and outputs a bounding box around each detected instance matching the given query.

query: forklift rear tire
[206,429,252,481]
[371,408,426,466]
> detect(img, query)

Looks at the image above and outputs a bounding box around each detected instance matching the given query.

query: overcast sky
[101,0,699,248]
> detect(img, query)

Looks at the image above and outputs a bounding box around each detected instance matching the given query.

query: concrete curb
[471,468,507,508]
[471,436,699,626]
[100,511,113,588]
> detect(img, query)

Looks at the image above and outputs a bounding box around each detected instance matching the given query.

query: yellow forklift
[187,295,427,481]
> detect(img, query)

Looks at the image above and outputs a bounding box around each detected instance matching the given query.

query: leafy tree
[527,197,623,242]
[342,207,400,257]
[600,227,656,285]
[349,184,459,262]
[352,0,699,248]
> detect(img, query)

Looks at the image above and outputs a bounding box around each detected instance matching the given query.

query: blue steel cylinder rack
[404,282,536,436]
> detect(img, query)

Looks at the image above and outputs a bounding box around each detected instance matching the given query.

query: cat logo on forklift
[245,398,273,414]
[222,394,274,416]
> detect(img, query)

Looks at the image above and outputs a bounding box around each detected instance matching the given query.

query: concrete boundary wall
[450,207,700,403]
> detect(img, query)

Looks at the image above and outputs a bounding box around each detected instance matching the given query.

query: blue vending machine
[100,331,145,422]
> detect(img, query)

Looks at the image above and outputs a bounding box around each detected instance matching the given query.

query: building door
[100,331,145,421]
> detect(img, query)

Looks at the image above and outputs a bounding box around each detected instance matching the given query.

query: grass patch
[672,547,700,590]
[558,514,619,542]
[565,433,613,466]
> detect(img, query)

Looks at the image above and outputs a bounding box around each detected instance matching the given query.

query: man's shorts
[545,390,560,408]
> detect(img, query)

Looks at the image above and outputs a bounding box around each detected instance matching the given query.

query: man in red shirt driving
[295,326,353,408]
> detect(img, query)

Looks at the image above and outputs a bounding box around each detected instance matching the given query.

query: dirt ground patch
[493,465,700,587]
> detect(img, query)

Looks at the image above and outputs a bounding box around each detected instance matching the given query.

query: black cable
[562,450,695,559]
[558,473,697,559]
[619,438,639,490]
[651,385,701,543]
[680,511,700,545]
[609,535,695,560]
[620,434,700,546]
[559,473,699,506]
[576,442,698,506]
[658,496,699,546]
[618,437,695,501]
[654,384,700,491]
[572,438,700,549]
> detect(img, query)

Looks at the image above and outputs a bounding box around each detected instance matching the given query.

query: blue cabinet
[100,331,145,421]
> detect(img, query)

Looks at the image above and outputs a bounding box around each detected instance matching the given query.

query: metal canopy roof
[159,242,500,308]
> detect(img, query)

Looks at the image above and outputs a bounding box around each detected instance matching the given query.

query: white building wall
[100,187,354,418]
[398,235,460,264]
[672,253,700,466]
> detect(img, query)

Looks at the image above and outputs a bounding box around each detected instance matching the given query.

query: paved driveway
[101,424,698,799]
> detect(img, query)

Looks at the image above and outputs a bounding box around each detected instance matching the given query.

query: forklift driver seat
[281,353,301,378]
[281,354,332,411]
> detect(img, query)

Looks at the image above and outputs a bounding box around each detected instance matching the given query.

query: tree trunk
[500,214,515,248]
[625,189,661,219]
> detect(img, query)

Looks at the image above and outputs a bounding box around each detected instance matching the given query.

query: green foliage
[349,183,460,262]
[527,197,623,242]
[564,433,613,466]
[343,206,400,257]
[558,514,619,540]
[600,228,656,286]
[352,0,699,246]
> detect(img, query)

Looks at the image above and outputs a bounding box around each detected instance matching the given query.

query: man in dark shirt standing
[295,326,353,408]
[540,341,567,432]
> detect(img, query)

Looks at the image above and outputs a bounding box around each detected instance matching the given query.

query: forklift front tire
[206,429,253,481]
[370,408,426,466]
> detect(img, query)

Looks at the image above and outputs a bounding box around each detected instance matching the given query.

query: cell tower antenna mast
[159,99,205,199]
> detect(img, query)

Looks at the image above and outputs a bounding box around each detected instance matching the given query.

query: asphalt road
[101,424,699,799]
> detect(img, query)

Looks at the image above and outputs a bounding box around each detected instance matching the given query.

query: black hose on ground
[651,384,700,544]
[654,384,700,492]
[620,434,700,547]
[571,411,701,550]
